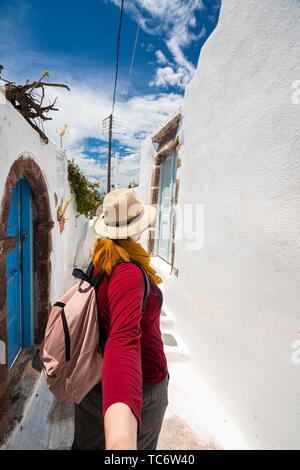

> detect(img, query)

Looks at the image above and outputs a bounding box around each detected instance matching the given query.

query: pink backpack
[38,260,149,404]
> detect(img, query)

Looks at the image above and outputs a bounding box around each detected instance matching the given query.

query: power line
[118,0,144,132]
[103,0,145,194]
[112,0,125,115]
[104,0,125,194]
[125,0,144,103]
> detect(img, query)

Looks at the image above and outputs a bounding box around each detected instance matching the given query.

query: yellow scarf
[92,238,162,285]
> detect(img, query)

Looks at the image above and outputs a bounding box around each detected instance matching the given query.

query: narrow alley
[1,0,300,452]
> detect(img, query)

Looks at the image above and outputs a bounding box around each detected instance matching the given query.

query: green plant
[175,135,181,151]
[57,197,72,221]
[68,159,102,217]
[128,179,138,188]
[9,387,21,404]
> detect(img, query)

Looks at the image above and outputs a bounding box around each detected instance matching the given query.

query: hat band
[104,207,145,227]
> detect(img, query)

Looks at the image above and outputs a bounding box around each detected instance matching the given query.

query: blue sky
[0,0,221,191]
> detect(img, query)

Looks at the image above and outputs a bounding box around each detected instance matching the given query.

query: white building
[0,94,97,441]
[137,0,300,450]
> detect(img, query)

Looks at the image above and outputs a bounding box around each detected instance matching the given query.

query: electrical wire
[125,0,144,103]
[112,0,125,115]
[104,0,125,193]
[106,0,144,189]
[118,0,145,132]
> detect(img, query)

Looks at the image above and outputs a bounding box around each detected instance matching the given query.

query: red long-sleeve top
[93,262,168,433]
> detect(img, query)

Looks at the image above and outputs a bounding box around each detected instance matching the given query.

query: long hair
[92,238,129,275]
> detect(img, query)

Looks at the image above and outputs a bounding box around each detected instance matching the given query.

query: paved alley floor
[1,267,221,451]
[1,373,73,450]
[1,371,212,450]
[157,415,220,450]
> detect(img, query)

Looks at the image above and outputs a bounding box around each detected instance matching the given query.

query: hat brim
[93,204,157,239]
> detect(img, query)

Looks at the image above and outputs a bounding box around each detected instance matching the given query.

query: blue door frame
[157,150,178,263]
[6,182,22,367]
[6,177,33,368]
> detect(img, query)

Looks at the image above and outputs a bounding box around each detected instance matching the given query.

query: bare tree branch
[0,67,70,144]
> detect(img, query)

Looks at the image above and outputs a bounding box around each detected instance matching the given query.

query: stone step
[161,328,191,363]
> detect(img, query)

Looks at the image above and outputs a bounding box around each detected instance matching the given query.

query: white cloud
[2,58,182,188]
[114,92,183,149]
[155,50,168,65]
[146,43,155,52]
[87,144,108,154]
[108,0,206,89]
[44,80,180,147]
[112,152,141,188]
[149,66,191,89]
[44,83,111,145]
[166,23,206,76]
[42,79,182,187]
[0,0,189,188]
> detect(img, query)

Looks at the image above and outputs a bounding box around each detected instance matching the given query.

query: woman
[72,188,169,450]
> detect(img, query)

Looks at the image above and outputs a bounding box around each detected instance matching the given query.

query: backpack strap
[72,265,105,288]
[73,260,150,313]
[85,260,94,279]
[116,260,150,314]
[53,301,70,362]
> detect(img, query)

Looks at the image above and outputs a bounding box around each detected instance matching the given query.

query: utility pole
[106,114,113,194]
[115,152,119,190]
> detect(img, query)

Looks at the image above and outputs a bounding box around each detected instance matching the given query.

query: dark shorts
[72,372,170,450]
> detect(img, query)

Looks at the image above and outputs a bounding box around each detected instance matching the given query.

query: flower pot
[58,219,65,233]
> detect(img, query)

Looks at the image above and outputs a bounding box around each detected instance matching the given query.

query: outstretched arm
[104,402,138,450]
[102,263,145,450]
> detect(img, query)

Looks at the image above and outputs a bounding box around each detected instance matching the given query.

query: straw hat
[94,188,157,239]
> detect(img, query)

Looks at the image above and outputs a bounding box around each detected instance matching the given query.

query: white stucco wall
[175,0,300,450]
[139,0,300,450]
[0,96,97,302]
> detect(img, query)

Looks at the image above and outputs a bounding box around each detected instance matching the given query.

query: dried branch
[0,66,70,144]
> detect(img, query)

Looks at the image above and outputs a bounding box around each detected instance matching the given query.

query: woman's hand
[104,402,138,450]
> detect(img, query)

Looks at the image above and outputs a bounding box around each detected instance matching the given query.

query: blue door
[157,150,178,263]
[6,177,33,368]
[6,182,22,368]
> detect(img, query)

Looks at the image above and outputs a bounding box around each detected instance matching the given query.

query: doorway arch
[0,155,54,440]
[0,155,54,345]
